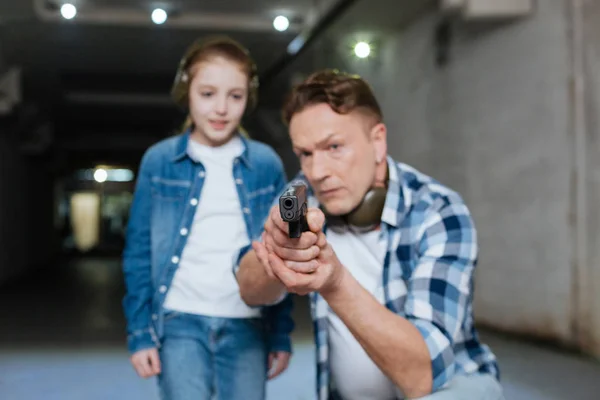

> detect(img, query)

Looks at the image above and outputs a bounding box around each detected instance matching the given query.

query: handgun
[279,181,309,238]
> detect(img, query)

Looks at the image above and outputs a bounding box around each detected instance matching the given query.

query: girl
[122,36,294,399]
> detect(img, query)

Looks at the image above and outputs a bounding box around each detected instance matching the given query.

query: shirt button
[171,256,179,264]
[243,207,250,214]
[159,285,167,293]
[235,178,243,185]
[152,314,158,321]
[190,198,198,206]
[180,228,188,236]
[198,171,205,178]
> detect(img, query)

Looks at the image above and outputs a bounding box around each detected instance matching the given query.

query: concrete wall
[580,0,600,355]
[0,127,58,283]
[274,0,600,354]
[358,1,575,343]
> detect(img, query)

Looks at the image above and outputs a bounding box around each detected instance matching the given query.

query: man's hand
[130,348,161,378]
[267,351,292,380]
[257,206,347,296]
[252,205,325,278]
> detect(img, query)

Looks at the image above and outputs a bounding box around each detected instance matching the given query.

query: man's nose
[310,152,329,181]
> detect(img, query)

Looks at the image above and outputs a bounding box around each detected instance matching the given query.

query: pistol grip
[288,216,309,238]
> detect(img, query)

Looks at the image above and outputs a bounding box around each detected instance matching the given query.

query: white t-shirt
[326,226,405,399]
[163,135,260,318]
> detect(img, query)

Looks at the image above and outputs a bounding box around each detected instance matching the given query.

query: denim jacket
[122,130,294,355]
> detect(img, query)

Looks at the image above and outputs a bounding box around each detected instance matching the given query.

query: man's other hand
[252,205,326,279]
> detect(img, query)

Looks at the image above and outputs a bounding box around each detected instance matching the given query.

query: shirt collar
[380,156,403,228]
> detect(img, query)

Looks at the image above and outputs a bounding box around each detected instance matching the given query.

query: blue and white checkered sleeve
[403,199,477,391]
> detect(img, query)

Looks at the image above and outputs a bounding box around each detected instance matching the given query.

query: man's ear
[370,122,387,163]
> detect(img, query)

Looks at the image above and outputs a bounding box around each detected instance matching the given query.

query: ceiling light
[273,15,289,32]
[60,3,77,20]
[151,8,168,25]
[354,41,371,58]
[94,169,108,183]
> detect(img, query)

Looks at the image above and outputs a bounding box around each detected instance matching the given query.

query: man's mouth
[319,188,340,197]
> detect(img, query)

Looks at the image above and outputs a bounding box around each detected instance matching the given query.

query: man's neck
[373,157,388,188]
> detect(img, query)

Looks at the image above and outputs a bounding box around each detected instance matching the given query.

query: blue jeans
[157,311,268,400]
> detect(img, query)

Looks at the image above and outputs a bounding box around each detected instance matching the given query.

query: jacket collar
[171,128,254,169]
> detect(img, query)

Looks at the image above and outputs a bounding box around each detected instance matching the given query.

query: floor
[0,257,599,399]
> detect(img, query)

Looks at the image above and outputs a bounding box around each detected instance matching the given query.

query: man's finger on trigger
[306,208,325,233]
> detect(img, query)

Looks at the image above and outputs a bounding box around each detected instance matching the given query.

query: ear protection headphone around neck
[325,164,389,231]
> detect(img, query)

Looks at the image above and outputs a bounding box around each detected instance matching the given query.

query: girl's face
[187,56,249,146]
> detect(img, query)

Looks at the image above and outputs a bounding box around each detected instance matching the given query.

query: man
[235,69,503,399]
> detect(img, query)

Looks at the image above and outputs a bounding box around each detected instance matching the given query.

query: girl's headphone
[170,36,259,112]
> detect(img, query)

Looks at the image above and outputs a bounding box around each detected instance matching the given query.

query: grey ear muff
[345,186,387,227]
[325,166,389,230]
[325,187,387,230]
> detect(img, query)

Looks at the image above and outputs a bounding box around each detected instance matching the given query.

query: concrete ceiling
[0,0,323,167]
[0,0,433,171]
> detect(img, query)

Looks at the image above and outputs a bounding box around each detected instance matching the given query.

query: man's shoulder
[395,161,467,213]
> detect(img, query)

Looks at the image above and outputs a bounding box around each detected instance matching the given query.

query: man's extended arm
[322,200,477,397]
[237,247,287,305]
[323,269,433,397]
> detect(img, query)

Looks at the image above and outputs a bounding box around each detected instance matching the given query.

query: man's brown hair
[282,69,383,125]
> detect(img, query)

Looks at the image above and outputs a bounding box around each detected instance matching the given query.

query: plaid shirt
[236,156,500,399]
[307,157,499,399]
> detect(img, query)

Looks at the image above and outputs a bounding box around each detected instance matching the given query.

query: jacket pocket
[150,177,191,200]
[247,184,276,213]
